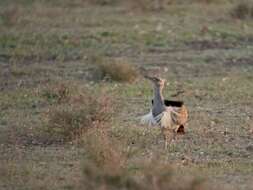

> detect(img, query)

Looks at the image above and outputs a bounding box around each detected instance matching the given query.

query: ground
[0,1,253,190]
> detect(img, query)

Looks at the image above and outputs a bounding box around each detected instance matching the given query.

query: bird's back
[164,100,184,107]
[152,99,184,107]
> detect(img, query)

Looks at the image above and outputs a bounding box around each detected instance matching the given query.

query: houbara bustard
[141,75,188,149]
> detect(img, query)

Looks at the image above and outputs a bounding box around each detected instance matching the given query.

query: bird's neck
[152,86,165,116]
[154,86,164,103]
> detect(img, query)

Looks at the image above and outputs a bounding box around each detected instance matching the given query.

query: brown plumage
[172,104,188,134]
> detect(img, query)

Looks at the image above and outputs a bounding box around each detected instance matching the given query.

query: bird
[141,75,188,149]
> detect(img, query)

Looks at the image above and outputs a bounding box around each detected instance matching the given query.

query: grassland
[1,0,253,189]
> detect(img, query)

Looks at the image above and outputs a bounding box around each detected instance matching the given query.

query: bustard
[141,76,188,149]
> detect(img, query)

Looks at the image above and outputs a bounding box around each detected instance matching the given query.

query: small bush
[230,1,253,19]
[0,5,21,27]
[82,128,127,173]
[42,87,114,143]
[92,57,138,83]
[82,127,132,190]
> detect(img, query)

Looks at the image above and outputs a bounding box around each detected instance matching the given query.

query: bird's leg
[173,126,181,141]
[165,139,168,150]
[169,130,177,149]
[162,128,167,149]
[162,128,175,150]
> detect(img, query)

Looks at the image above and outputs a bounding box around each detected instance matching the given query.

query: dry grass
[41,83,71,104]
[81,127,211,190]
[189,0,231,4]
[42,86,114,143]
[0,83,115,146]
[126,0,166,11]
[82,128,127,174]
[92,57,139,83]
[126,0,228,12]
[230,1,253,19]
[1,1,253,190]
[81,125,132,190]
[88,0,117,6]
[0,5,21,27]
[0,161,32,189]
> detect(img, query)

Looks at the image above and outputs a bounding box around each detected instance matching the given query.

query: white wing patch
[141,106,180,129]
[140,110,157,126]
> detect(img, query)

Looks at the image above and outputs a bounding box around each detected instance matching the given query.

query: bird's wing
[140,110,157,126]
[140,107,176,128]
[141,105,188,128]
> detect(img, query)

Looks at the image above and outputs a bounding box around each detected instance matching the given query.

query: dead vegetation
[41,84,114,143]
[0,83,115,146]
[0,4,21,27]
[81,127,211,190]
[1,0,253,189]
[91,56,139,83]
[126,0,167,11]
[41,83,71,104]
[230,1,253,19]
[185,40,238,50]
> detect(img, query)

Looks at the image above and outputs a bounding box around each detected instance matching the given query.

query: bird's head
[144,75,166,90]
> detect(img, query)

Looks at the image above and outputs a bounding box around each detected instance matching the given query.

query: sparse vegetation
[41,83,71,104]
[230,1,253,19]
[92,57,139,82]
[0,5,21,26]
[90,0,117,6]
[42,86,114,143]
[127,0,166,12]
[81,127,209,190]
[1,0,253,190]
